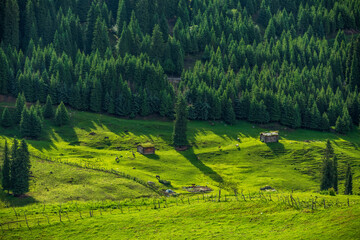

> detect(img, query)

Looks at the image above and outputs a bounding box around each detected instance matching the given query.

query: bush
[329,188,336,196]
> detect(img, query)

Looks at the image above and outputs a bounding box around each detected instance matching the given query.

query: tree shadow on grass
[178,147,224,184]
[0,191,38,207]
[266,142,286,155]
[143,154,160,160]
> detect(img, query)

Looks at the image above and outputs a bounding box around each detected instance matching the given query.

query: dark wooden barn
[137,143,155,155]
[260,132,279,143]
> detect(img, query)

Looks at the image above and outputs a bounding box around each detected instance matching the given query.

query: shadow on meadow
[178,147,224,184]
[266,142,286,155]
[0,191,38,207]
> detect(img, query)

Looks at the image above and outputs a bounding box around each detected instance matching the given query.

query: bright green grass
[0,158,157,208]
[1,108,359,197]
[2,195,360,240]
[1,107,360,239]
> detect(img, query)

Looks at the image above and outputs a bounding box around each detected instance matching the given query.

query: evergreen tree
[0,49,10,94]
[20,107,31,137]
[90,79,102,112]
[333,155,338,193]
[54,102,70,126]
[3,0,19,48]
[10,138,18,193]
[116,0,127,34]
[335,107,352,134]
[344,164,353,195]
[10,139,30,196]
[23,0,37,49]
[172,95,188,147]
[1,107,12,127]
[320,113,330,131]
[264,19,276,40]
[224,98,236,125]
[20,106,42,138]
[92,17,110,57]
[320,153,333,191]
[43,95,54,119]
[1,140,11,193]
[325,139,334,158]
[14,93,26,124]
[150,24,164,63]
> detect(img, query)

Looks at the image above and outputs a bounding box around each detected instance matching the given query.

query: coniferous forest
[0,0,360,133]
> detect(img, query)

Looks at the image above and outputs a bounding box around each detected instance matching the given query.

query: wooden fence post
[24,212,30,230]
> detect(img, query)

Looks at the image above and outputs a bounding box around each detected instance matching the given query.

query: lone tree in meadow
[172,95,188,147]
[333,155,338,193]
[344,164,353,195]
[55,101,70,126]
[320,140,338,191]
[1,140,11,193]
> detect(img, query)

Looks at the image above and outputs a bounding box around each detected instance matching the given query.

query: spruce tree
[320,153,333,191]
[333,155,338,193]
[92,17,110,57]
[344,164,353,195]
[0,49,10,94]
[172,95,188,147]
[43,95,54,119]
[1,140,11,193]
[116,0,127,34]
[11,139,30,196]
[90,79,102,112]
[3,0,19,48]
[150,24,164,62]
[14,93,26,124]
[20,107,31,138]
[9,138,18,194]
[140,90,150,116]
[224,98,236,125]
[1,107,12,128]
[54,102,70,126]
[29,106,43,138]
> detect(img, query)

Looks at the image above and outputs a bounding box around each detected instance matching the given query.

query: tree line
[0,0,359,133]
[1,93,70,138]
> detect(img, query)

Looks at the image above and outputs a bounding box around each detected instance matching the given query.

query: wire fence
[1,190,357,233]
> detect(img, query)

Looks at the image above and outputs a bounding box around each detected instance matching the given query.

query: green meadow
[0,106,360,239]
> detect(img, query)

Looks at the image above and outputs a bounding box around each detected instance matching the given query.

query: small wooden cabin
[137,143,155,155]
[260,132,279,143]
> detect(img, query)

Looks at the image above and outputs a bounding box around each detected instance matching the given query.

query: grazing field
[1,107,360,239]
[2,194,360,240]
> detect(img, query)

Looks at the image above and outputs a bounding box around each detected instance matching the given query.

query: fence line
[1,192,356,232]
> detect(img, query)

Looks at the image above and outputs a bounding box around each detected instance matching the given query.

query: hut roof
[261,131,279,137]
[139,143,155,148]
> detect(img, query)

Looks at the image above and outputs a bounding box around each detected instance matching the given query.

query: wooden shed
[137,143,155,155]
[260,132,279,143]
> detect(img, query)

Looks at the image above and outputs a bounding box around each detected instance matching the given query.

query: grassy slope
[3,198,360,240]
[0,105,359,195]
[0,159,157,208]
[0,105,360,239]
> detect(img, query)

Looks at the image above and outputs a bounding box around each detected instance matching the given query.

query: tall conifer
[1,140,11,193]
[172,95,188,147]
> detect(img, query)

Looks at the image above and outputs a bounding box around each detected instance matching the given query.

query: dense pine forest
[0,0,360,133]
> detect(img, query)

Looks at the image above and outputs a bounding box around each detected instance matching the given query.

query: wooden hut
[260,132,279,143]
[137,143,155,155]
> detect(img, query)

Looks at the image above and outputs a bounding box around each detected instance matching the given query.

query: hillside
[0,105,360,238]
[1,104,359,195]
[1,0,360,239]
